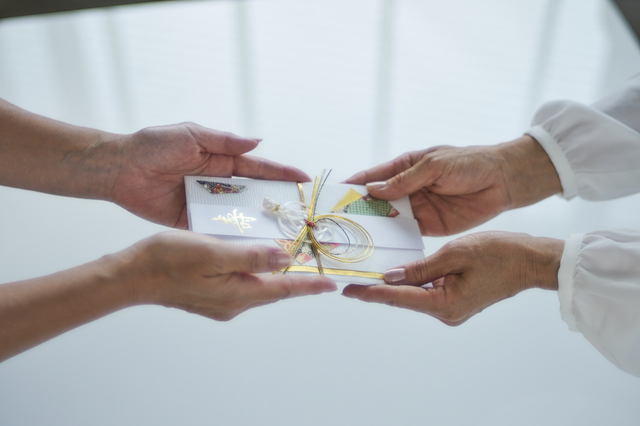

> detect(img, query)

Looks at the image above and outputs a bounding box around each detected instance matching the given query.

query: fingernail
[270,251,292,269]
[384,268,406,283]
[251,138,263,143]
[341,292,355,298]
[366,181,387,191]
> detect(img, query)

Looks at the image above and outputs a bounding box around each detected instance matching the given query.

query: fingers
[344,149,445,201]
[184,124,311,181]
[255,274,338,302]
[344,150,430,186]
[344,157,407,185]
[343,283,471,326]
[209,243,295,275]
[342,283,443,314]
[384,247,462,286]
[365,156,442,201]
[233,155,311,182]
[190,124,261,156]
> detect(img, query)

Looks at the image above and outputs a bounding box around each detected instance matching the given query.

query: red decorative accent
[305,219,318,229]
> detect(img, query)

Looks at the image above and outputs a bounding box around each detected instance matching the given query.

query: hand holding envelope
[117,231,337,321]
[0,98,338,361]
[107,122,311,229]
[342,137,564,326]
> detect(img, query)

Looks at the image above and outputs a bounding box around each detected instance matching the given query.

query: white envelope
[185,176,425,284]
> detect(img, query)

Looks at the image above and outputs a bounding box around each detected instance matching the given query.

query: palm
[110,123,309,229]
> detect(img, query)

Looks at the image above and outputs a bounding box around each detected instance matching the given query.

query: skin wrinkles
[343,136,564,326]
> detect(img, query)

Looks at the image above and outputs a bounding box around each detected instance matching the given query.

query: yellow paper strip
[330,188,364,213]
[283,265,384,279]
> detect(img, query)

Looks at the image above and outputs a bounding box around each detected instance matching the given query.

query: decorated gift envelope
[184,174,425,284]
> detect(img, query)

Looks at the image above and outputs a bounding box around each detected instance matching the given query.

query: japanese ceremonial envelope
[185,176,425,284]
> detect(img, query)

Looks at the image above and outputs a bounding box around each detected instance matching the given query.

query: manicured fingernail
[366,181,387,191]
[271,251,292,269]
[341,292,355,298]
[384,268,406,283]
[251,138,263,143]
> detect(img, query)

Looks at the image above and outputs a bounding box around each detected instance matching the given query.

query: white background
[1,0,640,424]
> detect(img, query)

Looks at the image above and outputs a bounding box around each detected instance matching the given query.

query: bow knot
[265,170,374,276]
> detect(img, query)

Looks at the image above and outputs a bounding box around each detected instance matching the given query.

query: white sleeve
[525,78,640,376]
[525,74,640,200]
[558,231,640,377]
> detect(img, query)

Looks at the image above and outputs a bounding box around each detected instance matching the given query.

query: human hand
[116,231,337,321]
[0,230,336,361]
[106,123,310,228]
[345,136,562,236]
[342,231,563,325]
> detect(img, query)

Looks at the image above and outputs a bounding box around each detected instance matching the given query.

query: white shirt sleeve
[526,74,640,200]
[559,231,640,377]
[524,76,640,377]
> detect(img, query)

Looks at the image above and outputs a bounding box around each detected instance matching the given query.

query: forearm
[0,98,121,200]
[0,253,135,362]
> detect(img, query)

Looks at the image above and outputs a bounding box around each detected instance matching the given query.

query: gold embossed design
[211,209,256,234]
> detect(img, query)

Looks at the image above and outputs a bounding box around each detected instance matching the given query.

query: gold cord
[278,174,375,277]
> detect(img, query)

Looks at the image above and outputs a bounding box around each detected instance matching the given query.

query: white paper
[189,204,424,250]
[185,176,426,284]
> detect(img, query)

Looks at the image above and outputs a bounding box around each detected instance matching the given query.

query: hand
[0,230,336,361]
[0,99,308,226]
[118,231,337,321]
[342,231,563,326]
[345,136,562,236]
[107,123,310,228]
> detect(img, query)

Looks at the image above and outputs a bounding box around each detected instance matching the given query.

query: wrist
[496,135,562,209]
[68,131,125,203]
[91,251,143,308]
[523,236,564,291]
[109,237,171,307]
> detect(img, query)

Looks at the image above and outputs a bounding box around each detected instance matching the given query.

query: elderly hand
[107,123,310,229]
[342,231,563,325]
[345,135,562,236]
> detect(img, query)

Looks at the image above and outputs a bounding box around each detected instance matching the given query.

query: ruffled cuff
[557,233,585,332]
[526,125,578,200]
[526,100,640,201]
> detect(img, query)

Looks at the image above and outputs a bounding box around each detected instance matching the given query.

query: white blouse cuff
[525,126,578,200]
[557,233,585,331]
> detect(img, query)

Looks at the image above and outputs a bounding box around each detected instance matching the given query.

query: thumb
[210,243,293,275]
[190,124,261,156]
[365,156,440,200]
[384,248,460,286]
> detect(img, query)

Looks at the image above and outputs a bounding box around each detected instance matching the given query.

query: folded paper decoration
[197,180,246,194]
[185,176,425,284]
[332,192,400,218]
